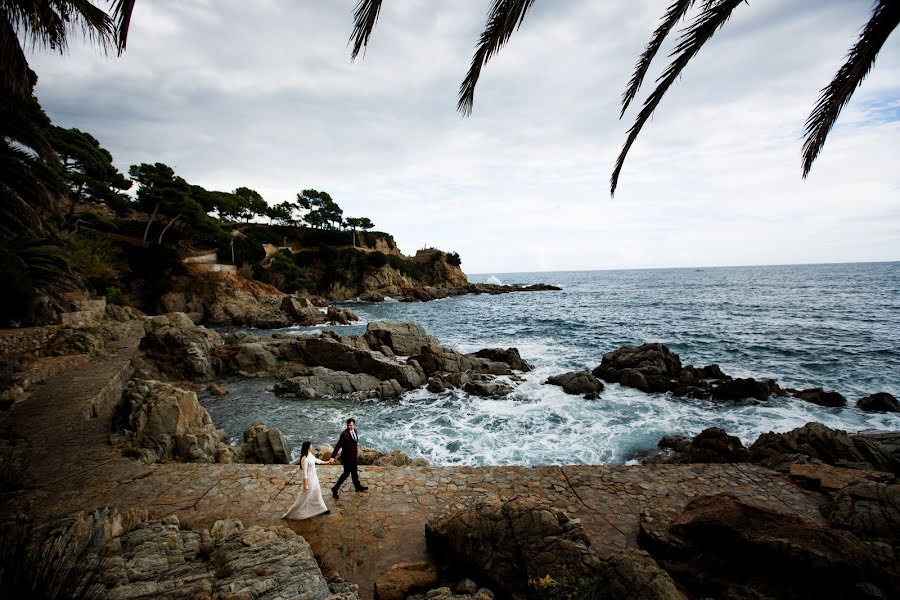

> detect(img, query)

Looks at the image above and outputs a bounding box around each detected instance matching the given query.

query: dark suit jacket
[333,428,359,464]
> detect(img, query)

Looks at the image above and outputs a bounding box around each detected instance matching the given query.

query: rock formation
[425,495,683,600]
[60,509,359,600]
[857,392,900,413]
[545,370,605,395]
[641,493,898,599]
[119,379,229,463]
[140,313,224,380]
[241,421,291,464]
[218,321,532,401]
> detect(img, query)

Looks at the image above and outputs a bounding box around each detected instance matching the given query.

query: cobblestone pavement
[0,332,828,600]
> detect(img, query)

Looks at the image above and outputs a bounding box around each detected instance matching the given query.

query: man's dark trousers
[333,461,362,491]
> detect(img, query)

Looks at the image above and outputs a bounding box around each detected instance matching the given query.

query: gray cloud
[28,0,900,272]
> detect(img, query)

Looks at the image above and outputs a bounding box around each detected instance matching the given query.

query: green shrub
[218,235,265,266]
[447,251,462,267]
[105,286,126,306]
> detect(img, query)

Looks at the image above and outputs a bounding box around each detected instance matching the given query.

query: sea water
[200,262,900,466]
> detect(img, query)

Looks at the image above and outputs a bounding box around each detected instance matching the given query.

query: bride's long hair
[300,441,312,459]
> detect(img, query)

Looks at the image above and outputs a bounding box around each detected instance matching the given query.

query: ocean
[200,262,900,466]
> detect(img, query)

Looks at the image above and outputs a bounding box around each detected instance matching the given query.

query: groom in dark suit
[330,418,368,499]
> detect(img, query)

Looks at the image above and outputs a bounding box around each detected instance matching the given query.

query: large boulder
[242,421,291,464]
[546,370,605,395]
[857,392,900,413]
[410,346,476,376]
[327,306,358,325]
[281,296,326,326]
[425,495,682,600]
[140,313,224,380]
[825,481,900,542]
[121,379,226,463]
[644,493,893,599]
[471,348,533,372]
[649,427,749,464]
[98,515,359,600]
[709,377,781,402]
[593,343,682,393]
[364,321,440,356]
[214,341,279,377]
[749,423,900,474]
[425,495,601,597]
[789,387,847,408]
[274,367,405,400]
[280,336,427,390]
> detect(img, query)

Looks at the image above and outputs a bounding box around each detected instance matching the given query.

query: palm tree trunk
[142,202,160,246]
[157,212,182,245]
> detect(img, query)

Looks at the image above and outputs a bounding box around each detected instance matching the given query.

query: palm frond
[0,19,33,98]
[110,0,136,53]
[3,0,115,56]
[802,0,900,177]
[349,0,383,61]
[621,0,698,117]
[458,0,537,116]
[611,0,745,196]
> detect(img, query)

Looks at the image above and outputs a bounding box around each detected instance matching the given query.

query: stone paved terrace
[0,326,830,600]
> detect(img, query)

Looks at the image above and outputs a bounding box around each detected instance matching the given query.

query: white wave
[485,275,503,285]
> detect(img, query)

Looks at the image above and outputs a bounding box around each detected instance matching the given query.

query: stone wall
[0,325,61,359]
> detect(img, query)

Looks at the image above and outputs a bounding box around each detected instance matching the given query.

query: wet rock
[206,383,228,397]
[411,346,476,376]
[274,367,405,400]
[857,392,900,413]
[710,377,781,402]
[283,336,427,389]
[471,348,533,372]
[281,296,326,326]
[364,321,440,356]
[374,561,438,600]
[645,493,891,600]
[647,427,749,464]
[546,370,605,395]
[140,313,224,380]
[749,423,900,474]
[327,306,358,325]
[357,447,429,467]
[790,387,847,408]
[593,343,682,393]
[242,421,291,464]
[121,379,225,463]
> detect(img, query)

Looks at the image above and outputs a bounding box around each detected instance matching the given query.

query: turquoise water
[200,262,900,466]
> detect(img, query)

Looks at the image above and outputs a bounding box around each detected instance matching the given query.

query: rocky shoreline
[1,307,898,599]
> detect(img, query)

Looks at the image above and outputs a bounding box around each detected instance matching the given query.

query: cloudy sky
[28,0,900,273]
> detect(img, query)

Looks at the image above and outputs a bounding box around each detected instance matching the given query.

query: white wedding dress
[282,454,329,520]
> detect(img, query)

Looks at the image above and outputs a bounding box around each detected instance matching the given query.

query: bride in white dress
[282,441,334,520]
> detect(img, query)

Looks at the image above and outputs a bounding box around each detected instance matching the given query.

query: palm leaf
[0,19,33,99]
[611,0,745,196]
[621,0,699,117]
[458,0,537,116]
[110,0,136,53]
[802,0,900,177]
[349,0,383,60]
